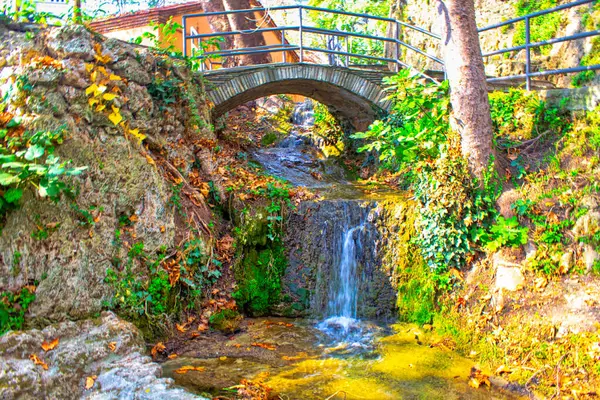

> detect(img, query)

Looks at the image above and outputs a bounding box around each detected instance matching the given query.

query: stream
[162,101,521,399]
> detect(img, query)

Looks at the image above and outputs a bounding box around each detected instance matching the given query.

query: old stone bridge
[203,64,396,130]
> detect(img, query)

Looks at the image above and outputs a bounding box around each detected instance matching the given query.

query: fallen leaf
[251,342,277,351]
[176,323,188,333]
[151,342,166,358]
[168,353,178,359]
[495,364,512,375]
[109,74,122,81]
[41,338,59,352]
[108,342,117,352]
[85,375,97,389]
[174,365,205,374]
[29,354,48,370]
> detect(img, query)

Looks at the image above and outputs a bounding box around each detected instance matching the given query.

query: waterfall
[327,224,364,319]
[291,99,315,127]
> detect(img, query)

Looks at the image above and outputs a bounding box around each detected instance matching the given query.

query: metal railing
[182,5,442,82]
[182,0,600,90]
[478,0,600,90]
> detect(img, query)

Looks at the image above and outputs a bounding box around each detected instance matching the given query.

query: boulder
[0,312,204,400]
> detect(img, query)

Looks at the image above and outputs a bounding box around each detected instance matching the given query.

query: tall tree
[72,0,82,23]
[200,0,235,68]
[437,0,495,180]
[221,0,271,65]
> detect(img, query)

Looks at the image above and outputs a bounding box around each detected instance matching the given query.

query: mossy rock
[209,309,242,334]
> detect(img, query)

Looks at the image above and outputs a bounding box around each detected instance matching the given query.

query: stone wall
[394,0,599,88]
[0,20,215,325]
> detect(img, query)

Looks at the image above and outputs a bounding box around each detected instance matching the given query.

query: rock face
[392,0,598,87]
[0,312,203,400]
[0,21,215,325]
[282,196,414,320]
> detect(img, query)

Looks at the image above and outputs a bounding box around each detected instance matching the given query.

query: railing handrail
[183,0,600,91]
[478,0,595,32]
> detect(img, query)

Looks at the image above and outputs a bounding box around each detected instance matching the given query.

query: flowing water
[162,102,521,399]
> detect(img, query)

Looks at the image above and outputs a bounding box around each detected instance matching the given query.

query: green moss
[233,243,287,316]
[513,0,563,56]
[209,309,242,333]
[0,287,36,335]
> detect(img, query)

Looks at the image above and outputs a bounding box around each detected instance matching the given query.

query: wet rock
[27,66,63,87]
[0,312,203,400]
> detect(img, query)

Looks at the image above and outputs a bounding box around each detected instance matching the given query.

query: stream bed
[161,102,522,399]
[162,317,519,399]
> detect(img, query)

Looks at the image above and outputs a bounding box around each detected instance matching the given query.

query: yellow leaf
[96,104,106,112]
[88,98,99,107]
[168,353,178,359]
[145,155,155,165]
[103,93,117,101]
[109,74,122,81]
[174,365,205,374]
[128,128,146,144]
[85,375,97,389]
[96,85,107,95]
[108,111,123,126]
[85,63,94,72]
[90,70,97,83]
[85,84,98,96]
[96,66,107,76]
[108,342,116,352]
[41,338,59,352]
[111,105,119,113]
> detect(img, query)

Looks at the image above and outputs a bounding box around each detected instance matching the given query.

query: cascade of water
[291,99,315,127]
[327,224,364,319]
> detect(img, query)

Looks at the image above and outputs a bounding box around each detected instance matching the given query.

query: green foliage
[104,237,220,331]
[352,70,450,172]
[147,78,182,110]
[484,216,529,252]
[209,309,241,333]
[313,102,344,148]
[0,123,87,226]
[513,0,563,55]
[307,0,389,64]
[0,287,36,335]
[233,243,287,316]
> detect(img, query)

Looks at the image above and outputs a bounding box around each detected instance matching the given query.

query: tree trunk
[222,0,271,66]
[200,0,235,68]
[72,0,82,23]
[437,0,495,181]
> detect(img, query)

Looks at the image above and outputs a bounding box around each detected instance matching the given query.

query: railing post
[525,16,531,91]
[281,29,286,63]
[346,36,350,67]
[182,16,187,57]
[395,20,401,73]
[299,6,304,63]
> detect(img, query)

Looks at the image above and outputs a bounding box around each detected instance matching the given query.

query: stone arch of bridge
[205,64,393,131]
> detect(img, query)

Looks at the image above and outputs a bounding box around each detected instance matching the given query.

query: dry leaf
[41,338,59,352]
[29,354,48,370]
[251,342,277,351]
[176,323,188,333]
[85,375,97,389]
[151,342,166,358]
[168,353,178,359]
[108,342,117,352]
[174,365,205,374]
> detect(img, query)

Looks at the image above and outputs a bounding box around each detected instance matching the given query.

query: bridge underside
[204,64,394,131]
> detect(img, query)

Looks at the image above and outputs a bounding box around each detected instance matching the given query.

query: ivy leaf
[0,173,18,186]
[108,110,123,126]
[3,187,23,203]
[85,83,98,96]
[109,74,121,81]
[6,118,21,128]
[24,144,45,161]
[103,93,117,101]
